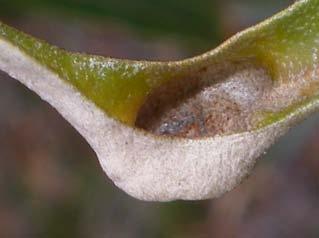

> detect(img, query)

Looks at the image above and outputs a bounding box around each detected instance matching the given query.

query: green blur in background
[2,0,319,238]
[0,0,221,51]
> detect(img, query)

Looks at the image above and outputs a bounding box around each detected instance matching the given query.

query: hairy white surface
[0,38,315,201]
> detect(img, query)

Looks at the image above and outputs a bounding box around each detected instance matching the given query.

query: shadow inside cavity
[135,60,273,139]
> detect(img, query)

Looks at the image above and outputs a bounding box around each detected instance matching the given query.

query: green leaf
[0,0,319,201]
[0,22,177,124]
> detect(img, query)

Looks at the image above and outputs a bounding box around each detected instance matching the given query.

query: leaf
[0,0,319,201]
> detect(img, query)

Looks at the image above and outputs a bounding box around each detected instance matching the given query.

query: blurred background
[1,0,319,237]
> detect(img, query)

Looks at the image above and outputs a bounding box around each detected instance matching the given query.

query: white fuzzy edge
[0,39,294,201]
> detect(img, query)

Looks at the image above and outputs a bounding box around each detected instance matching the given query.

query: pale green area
[234,0,319,80]
[257,95,319,128]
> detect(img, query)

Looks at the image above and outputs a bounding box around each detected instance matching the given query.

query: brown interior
[135,61,274,138]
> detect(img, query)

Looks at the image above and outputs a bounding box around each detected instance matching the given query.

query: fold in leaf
[0,0,319,201]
